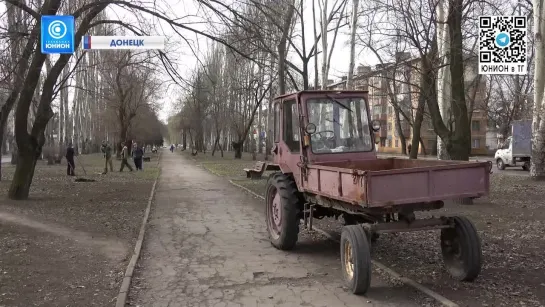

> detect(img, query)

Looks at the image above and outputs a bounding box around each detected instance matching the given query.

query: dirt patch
[188,151,545,307]
[0,153,158,307]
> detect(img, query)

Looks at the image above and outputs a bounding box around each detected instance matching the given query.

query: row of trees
[0,0,543,202]
[169,0,534,163]
[0,0,165,199]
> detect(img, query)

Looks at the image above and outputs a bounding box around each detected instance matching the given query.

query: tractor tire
[440,216,482,282]
[340,225,372,295]
[265,172,301,250]
[522,161,530,171]
[496,158,505,170]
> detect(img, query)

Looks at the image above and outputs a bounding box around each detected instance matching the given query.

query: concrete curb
[227,179,459,307]
[115,152,162,307]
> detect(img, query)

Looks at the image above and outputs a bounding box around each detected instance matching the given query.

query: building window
[395,139,399,147]
[471,120,480,132]
[472,138,480,149]
[388,106,393,114]
[387,139,392,147]
[373,105,381,115]
[388,123,392,131]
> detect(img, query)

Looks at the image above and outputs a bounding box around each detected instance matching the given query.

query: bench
[244,161,267,179]
[143,156,151,162]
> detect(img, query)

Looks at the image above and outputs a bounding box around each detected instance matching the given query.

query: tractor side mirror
[305,123,317,134]
[371,120,381,132]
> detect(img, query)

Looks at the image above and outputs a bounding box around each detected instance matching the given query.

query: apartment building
[327,54,489,155]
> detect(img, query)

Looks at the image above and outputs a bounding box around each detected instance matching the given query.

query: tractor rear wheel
[440,216,482,281]
[265,173,301,250]
[340,225,372,294]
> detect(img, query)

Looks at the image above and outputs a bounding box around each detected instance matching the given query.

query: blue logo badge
[495,32,510,48]
[41,15,75,54]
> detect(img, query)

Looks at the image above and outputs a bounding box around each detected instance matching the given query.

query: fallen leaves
[0,153,158,306]
[192,152,545,307]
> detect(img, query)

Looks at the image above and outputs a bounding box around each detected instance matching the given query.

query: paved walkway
[129,153,424,307]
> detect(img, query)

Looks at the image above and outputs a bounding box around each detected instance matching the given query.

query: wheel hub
[442,231,464,276]
[272,193,282,226]
[343,241,354,279]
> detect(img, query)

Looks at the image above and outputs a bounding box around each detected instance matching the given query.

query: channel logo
[41,15,75,54]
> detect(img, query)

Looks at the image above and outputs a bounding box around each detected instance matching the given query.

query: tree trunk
[233,141,243,159]
[410,72,428,159]
[312,0,319,88]
[530,0,545,179]
[182,128,187,150]
[211,131,221,156]
[8,148,39,200]
[436,0,451,160]
[394,108,407,155]
[346,0,359,90]
[419,137,427,155]
[446,0,470,161]
[320,0,328,89]
[219,132,224,157]
[0,112,9,180]
[278,4,295,95]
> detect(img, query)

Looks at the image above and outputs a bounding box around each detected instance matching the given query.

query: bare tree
[0,2,30,178]
[345,0,359,90]
[1,0,276,199]
[100,50,161,156]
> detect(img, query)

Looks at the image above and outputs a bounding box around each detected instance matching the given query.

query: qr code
[479,16,527,64]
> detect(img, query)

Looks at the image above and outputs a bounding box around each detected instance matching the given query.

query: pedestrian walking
[119,141,133,172]
[407,144,412,155]
[101,140,114,174]
[170,144,175,152]
[66,143,75,176]
[132,142,144,171]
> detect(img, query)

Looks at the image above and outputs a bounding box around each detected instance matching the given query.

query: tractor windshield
[306,97,372,154]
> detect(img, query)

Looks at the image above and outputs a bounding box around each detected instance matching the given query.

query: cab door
[273,99,302,186]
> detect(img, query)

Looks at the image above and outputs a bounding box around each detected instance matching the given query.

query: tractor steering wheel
[312,130,336,149]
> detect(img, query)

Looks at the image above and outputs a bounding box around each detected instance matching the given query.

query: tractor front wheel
[265,173,301,250]
[440,216,482,282]
[340,225,372,295]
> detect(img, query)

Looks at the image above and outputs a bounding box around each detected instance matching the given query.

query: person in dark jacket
[66,143,75,176]
[101,140,113,174]
[132,142,144,171]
